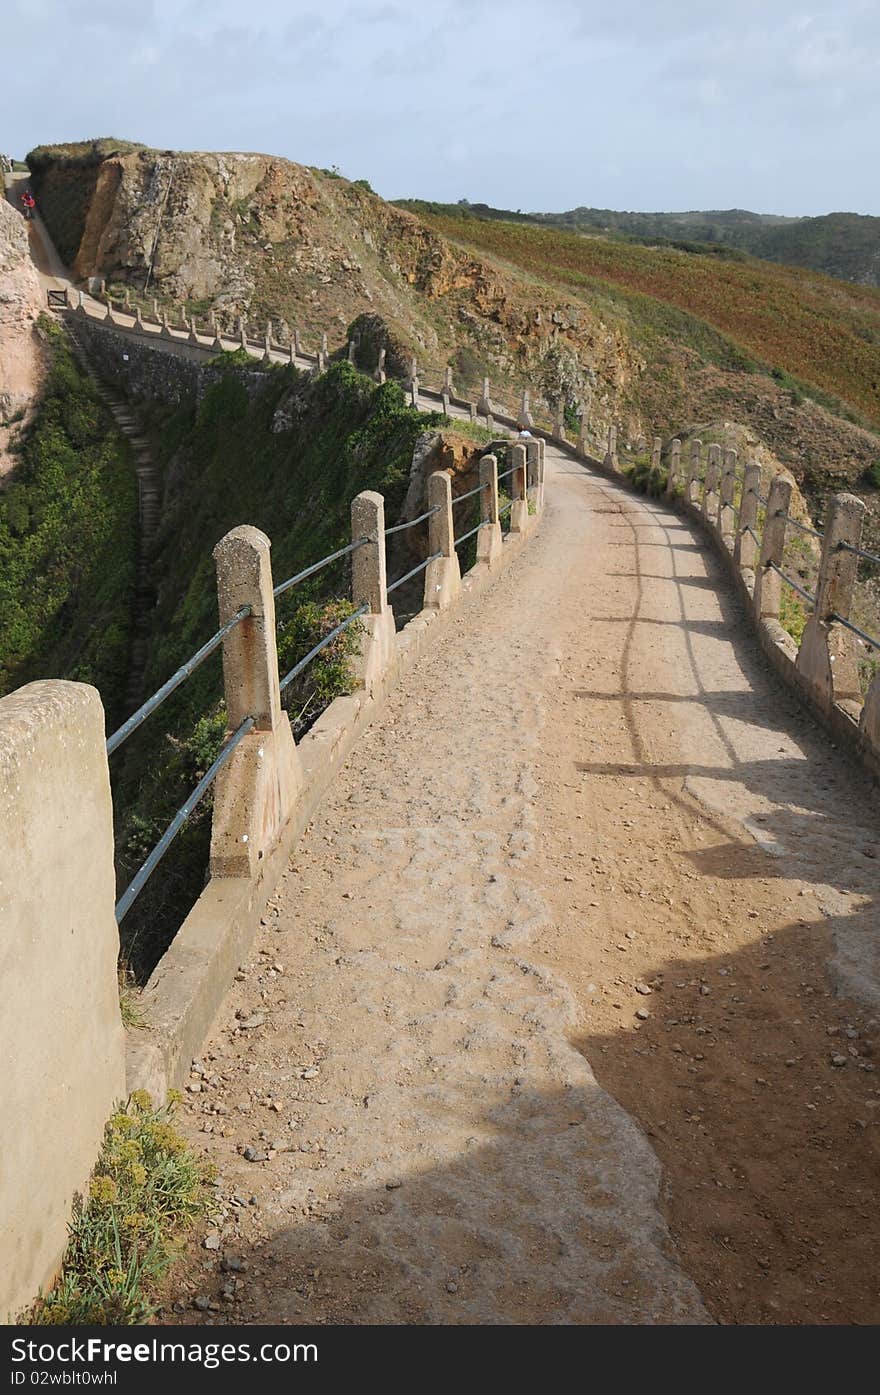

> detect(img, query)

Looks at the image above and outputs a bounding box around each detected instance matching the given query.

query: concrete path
[173,444,880,1326]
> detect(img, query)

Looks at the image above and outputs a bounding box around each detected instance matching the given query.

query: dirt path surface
[171,446,880,1326]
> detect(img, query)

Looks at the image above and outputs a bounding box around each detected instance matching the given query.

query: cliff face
[0,198,42,464]
[30,144,643,436]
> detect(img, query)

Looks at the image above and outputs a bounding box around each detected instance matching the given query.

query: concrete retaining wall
[0,682,125,1322]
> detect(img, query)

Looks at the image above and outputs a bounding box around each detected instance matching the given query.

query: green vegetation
[24,1092,211,1325]
[0,319,137,722]
[112,359,442,977]
[409,207,880,429]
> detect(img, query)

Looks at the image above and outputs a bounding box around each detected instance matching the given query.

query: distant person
[518,427,532,439]
[20,189,35,220]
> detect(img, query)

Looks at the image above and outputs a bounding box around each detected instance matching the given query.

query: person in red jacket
[20,189,35,219]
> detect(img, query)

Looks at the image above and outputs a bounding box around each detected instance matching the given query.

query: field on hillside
[414,211,880,430]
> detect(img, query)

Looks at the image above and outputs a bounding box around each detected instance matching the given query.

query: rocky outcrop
[0,198,42,468]
[29,143,643,432]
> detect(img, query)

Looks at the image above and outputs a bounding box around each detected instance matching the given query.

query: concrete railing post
[603,423,619,473]
[135,304,145,331]
[0,680,125,1322]
[477,375,492,418]
[734,462,762,574]
[651,435,661,474]
[347,338,357,364]
[664,438,681,497]
[796,493,866,712]
[517,388,534,429]
[526,437,544,512]
[406,357,419,394]
[424,471,461,609]
[477,453,503,568]
[441,389,451,415]
[702,443,721,522]
[753,474,793,621]
[443,365,454,397]
[686,438,703,505]
[237,316,247,349]
[351,491,396,694]
[375,348,387,384]
[294,328,303,357]
[718,447,737,548]
[189,315,201,345]
[210,527,302,879]
[554,401,566,441]
[577,411,589,457]
[508,442,530,534]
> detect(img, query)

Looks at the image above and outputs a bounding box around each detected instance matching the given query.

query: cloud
[3,0,878,215]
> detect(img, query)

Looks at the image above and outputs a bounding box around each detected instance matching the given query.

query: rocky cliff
[0,197,42,470]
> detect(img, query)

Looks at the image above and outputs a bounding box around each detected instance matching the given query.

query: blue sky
[5,0,879,215]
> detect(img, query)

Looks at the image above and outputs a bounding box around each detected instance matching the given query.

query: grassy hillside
[399,200,880,288]
[112,358,443,977]
[406,207,880,431]
[0,319,137,719]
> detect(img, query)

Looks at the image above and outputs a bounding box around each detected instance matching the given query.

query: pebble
[221,1254,245,1273]
[635,1008,649,1021]
[193,1295,211,1311]
[203,1233,221,1251]
[830,1054,847,1068]
[635,982,652,996]
[243,1146,269,1162]
[237,1012,267,1030]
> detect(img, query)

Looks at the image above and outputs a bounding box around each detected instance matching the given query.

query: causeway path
[174,440,880,1325]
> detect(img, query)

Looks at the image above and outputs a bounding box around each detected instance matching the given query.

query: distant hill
[396,200,880,288]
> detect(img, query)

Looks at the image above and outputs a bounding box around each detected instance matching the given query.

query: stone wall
[0,681,125,1322]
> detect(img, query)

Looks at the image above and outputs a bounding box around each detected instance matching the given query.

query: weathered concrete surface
[0,681,124,1321]
[0,194,42,469]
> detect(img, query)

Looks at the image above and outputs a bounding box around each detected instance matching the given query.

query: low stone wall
[0,682,125,1322]
[70,316,270,407]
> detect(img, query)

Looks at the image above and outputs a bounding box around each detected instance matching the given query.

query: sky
[4,0,879,217]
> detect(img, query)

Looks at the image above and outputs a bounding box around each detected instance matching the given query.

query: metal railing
[454,521,488,548]
[829,613,880,652]
[274,538,369,600]
[767,562,816,607]
[384,506,441,537]
[387,552,443,595]
[279,603,369,691]
[778,511,823,541]
[838,541,880,567]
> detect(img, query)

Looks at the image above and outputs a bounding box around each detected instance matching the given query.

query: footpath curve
[171,441,880,1326]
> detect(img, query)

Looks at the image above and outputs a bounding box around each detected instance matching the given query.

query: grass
[412,210,880,430]
[23,1092,211,1325]
[0,319,137,724]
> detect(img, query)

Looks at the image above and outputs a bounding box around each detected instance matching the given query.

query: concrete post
[160,310,173,339]
[77,288,86,315]
[577,411,589,458]
[603,423,619,473]
[686,438,703,505]
[406,357,419,392]
[477,375,492,418]
[0,681,126,1323]
[509,442,530,535]
[409,381,419,408]
[321,332,329,358]
[734,462,763,573]
[375,348,387,384]
[554,401,566,440]
[517,388,534,429]
[702,443,721,522]
[664,438,682,498]
[210,527,302,879]
[718,447,737,548]
[351,491,395,694]
[468,401,477,422]
[289,339,296,364]
[189,315,201,345]
[477,453,503,568]
[443,365,454,396]
[152,297,159,322]
[424,471,461,609]
[651,435,662,474]
[526,437,545,512]
[753,474,793,621]
[123,286,131,307]
[440,390,451,415]
[105,299,114,323]
[135,304,145,330]
[294,328,303,357]
[796,493,866,712]
[238,316,247,349]
[860,672,880,768]
[347,338,357,364]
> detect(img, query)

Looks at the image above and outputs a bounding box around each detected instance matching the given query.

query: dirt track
[173,443,880,1325]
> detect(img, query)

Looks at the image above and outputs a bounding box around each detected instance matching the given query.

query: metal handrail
[830,613,880,651]
[743,524,760,542]
[386,552,442,595]
[499,500,514,516]
[755,492,769,506]
[838,541,880,567]
[454,521,488,548]
[496,464,518,483]
[385,505,441,537]
[106,605,251,755]
[273,538,369,600]
[778,511,823,541]
[452,482,487,506]
[279,603,369,692]
[767,563,815,606]
[115,715,255,922]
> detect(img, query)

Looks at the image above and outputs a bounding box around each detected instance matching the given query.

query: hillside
[399,200,880,289]
[26,140,880,529]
